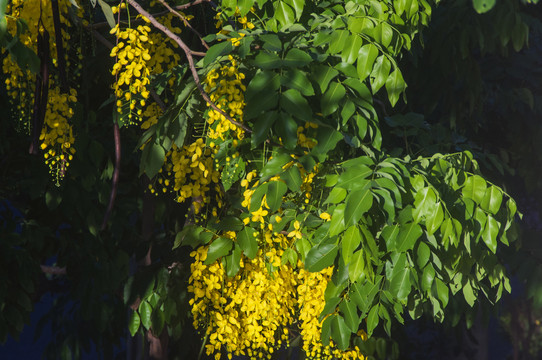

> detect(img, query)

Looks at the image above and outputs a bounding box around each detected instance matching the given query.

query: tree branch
[156,0,209,50]
[126,0,252,134]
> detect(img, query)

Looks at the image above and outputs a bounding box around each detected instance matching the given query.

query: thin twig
[41,265,67,275]
[157,0,209,50]
[126,0,252,133]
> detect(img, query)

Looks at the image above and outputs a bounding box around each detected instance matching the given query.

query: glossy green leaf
[253,51,283,69]
[129,311,140,337]
[284,0,305,19]
[321,82,346,116]
[324,187,347,205]
[329,204,346,236]
[251,111,278,148]
[139,301,152,330]
[481,186,503,215]
[336,165,372,190]
[422,264,435,292]
[203,41,234,66]
[329,30,350,54]
[276,114,299,149]
[245,71,280,119]
[344,187,373,227]
[260,153,291,182]
[140,141,165,179]
[312,65,339,93]
[412,187,437,222]
[367,304,379,336]
[435,278,449,307]
[306,243,338,272]
[237,226,258,259]
[281,165,302,192]
[462,175,487,204]
[472,0,496,14]
[426,203,444,235]
[266,180,288,212]
[463,281,476,307]
[274,0,295,27]
[283,48,313,67]
[97,0,116,28]
[341,34,364,64]
[312,128,343,160]
[331,314,351,350]
[385,68,406,106]
[482,215,500,253]
[342,225,362,265]
[281,68,315,96]
[357,43,379,82]
[280,88,312,122]
[416,241,431,268]
[339,300,361,332]
[394,223,422,252]
[370,55,392,94]
[348,249,365,282]
[226,244,242,276]
[204,237,233,264]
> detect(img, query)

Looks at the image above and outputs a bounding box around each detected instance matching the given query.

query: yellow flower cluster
[146,12,183,76]
[297,268,367,360]
[215,9,255,46]
[151,139,220,215]
[189,231,297,360]
[40,86,77,185]
[298,122,319,149]
[3,0,79,183]
[140,102,162,130]
[204,57,246,141]
[110,17,152,123]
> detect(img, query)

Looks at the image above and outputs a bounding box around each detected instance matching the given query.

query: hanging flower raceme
[3,0,80,184]
[204,56,246,141]
[110,9,153,124]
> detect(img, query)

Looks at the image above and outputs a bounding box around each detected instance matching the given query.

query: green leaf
[245,71,280,119]
[422,264,435,292]
[97,0,116,28]
[472,0,496,14]
[416,241,431,268]
[253,51,283,69]
[284,0,305,19]
[203,41,234,66]
[481,186,503,215]
[280,88,312,122]
[482,215,500,253]
[204,237,233,264]
[260,153,291,182]
[339,300,361,333]
[252,111,278,148]
[385,68,406,107]
[462,175,487,204]
[129,311,140,337]
[342,226,362,265]
[426,203,444,236]
[226,245,242,276]
[237,0,253,15]
[337,165,373,190]
[367,304,379,337]
[412,187,437,222]
[394,223,422,252]
[0,0,7,43]
[341,34,364,64]
[139,301,152,330]
[370,55,392,94]
[281,69,315,96]
[331,315,351,350]
[266,181,288,212]
[312,65,339,93]
[140,141,165,179]
[306,243,338,272]
[348,249,365,282]
[274,0,295,27]
[329,30,350,54]
[390,263,410,301]
[463,281,476,307]
[344,187,373,227]
[434,278,449,307]
[312,128,343,160]
[281,165,302,192]
[325,187,347,204]
[238,227,258,259]
[283,48,313,67]
[357,43,379,82]
[321,82,346,116]
[276,115,299,149]
[329,204,346,236]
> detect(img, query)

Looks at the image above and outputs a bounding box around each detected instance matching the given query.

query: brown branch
[101,122,121,230]
[175,0,211,10]
[126,0,252,134]
[156,0,209,50]
[41,265,66,275]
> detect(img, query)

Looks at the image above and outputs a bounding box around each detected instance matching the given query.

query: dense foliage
[1,0,542,359]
